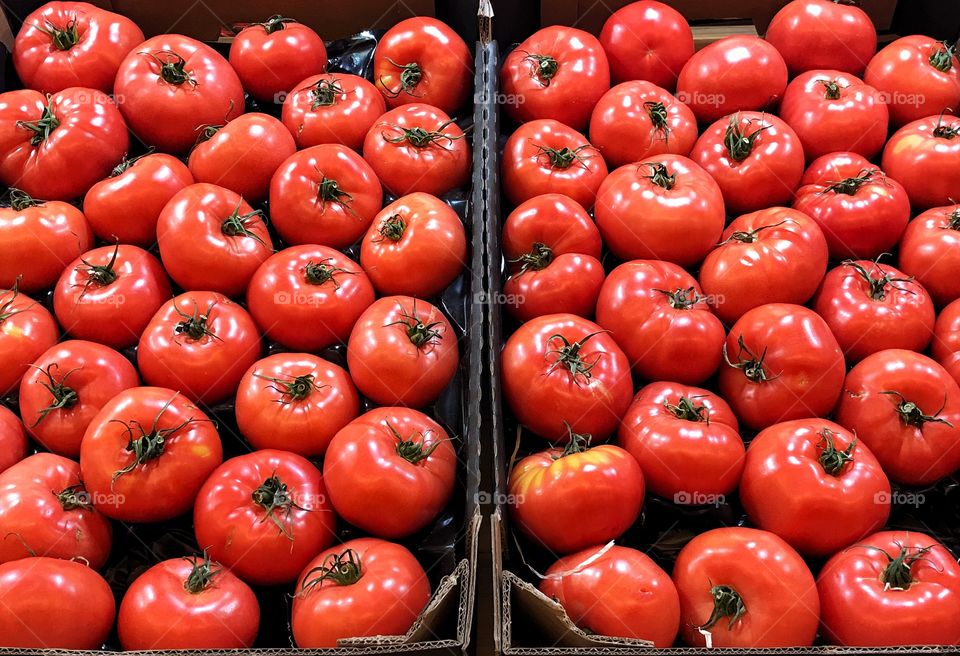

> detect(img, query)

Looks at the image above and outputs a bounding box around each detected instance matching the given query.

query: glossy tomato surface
[228,16,326,102]
[0,283,59,396]
[282,73,385,151]
[600,1,694,89]
[882,114,960,210]
[765,0,876,75]
[900,204,960,306]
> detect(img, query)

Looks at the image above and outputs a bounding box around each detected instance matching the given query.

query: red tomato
[813,259,935,362]
[676,36,788,124]
[599,1,694,89]
[540,545,680,646]
[800,150,873,185]
[0,282,59,396]
[20,340,139,457]
[270,144,382,249]
[502,194,601,262]
[0,407,26,473]
[508,431,644,554]
[673,527,819,648]
[865,36,960,126]
[282,73,386,150]
[780,70,888,161]
[596,260,725,384]
[157,183,272,297]
[114,34,244,153]
[0,87,127,200]
[373,17,472,115]
[324,407,456,538]
[818,531,960,646]
[900,204,960,306]
[80,386,222,522]
[292,538,430,648]
[246,245,374,351]
[83,152,193,246]
[501,119,607,209]
[765,0,876,76]
[618,382,744,499]
[793,167,910,259]
[594,155,724,266]
[699,207,829,325]
[363,103,470,197]
[0,557,114,649]
[235,353,359,457]
[501,313,632,442]
[740,419,890,557]
[194,449,336,585]
[690,112,804,215]
[933,298,960,386]
[118,553,260,650]
[589,81,698,168]
[346,296,458,408]
[719,303,845,431]
[360,192,467,298]
[138,292,260,405]
[13,2,144,93]
[500,26,610,130]
[53,244,172,349]
[882,114,960,210]
[835,349,960,485]
[228,16,326,102]
[0,453,112,568]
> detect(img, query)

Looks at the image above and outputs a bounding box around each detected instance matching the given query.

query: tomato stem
[719,219,791,245]
[510,242,554,272]
[378,214,407,242]
[183,550,223,593]
[639,162,676,190]
[142,50,197,87]
[880,390,954,429]
[842,257,915,301]
[533,143,591,170]
[300,549,363,592]
[7,189,43,211]
[383,119,462,149]
[28,363,80,426]
[929,41,957,73]
[385,303,445,348]
[523,52,558,86]
[112,394,195,483]
[56,484,92,511]
[308,78,343,108]
[388,423,443,463]
[866,544,935,590]
[821,169,879,196]
[655,287,703,310]
[933,111,960,139]
[0,278,30,323]
[947,208,960,230]
[817,428,855,476]
[254,372,325,403]
[556,422,592,457]
[723,114,770,163]
[722,335,775,383]
[664,396,710,423]
[221,201,269,247]
[252,474,305,540]
[109,149,155,177]
[316,176,355,213]
[303,258,354,288]
[16,100,60,146]
[379,57,423,98]
[545,331,605,384]
[194,123,223,145]
[174,300,222,342]
[700,584,746,631]
[818,79,843,100]
[644,101,671,144]
[256,14,295,34]
[75,243,120,294]
[38,18,80,50]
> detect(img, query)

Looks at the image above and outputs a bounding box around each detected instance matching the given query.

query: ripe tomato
[13,2,143,93]
[501,119,607,209]
[673,527,819,648]
[20,340,139,457]
[599,1,694,89]
[270,144,382,249]
[540,545,680,646]
[282,73,386,150]
[114,34,244,153]
[819,531,960,646]
[594,155,724,266]
[699,207,829,325]
[235,353,359,457]
[690,112,804,215]
[83,152,193,246]
[53,244,172,349]
[292,538,430,648]
[765,0,876,76]
[138,292,260,405]
[501,313,632,442]
[900,204,960,306]
[676,36,788,124]
[0,407,26,473]
[0,282,58,396]
[800,150,873,185]
[80,386,222,522]
[0,87,127,200]
[596,260,725,384]
[618,382,744,500]
[719,303,845,431]
[813,259,935,362]
[0,452,112,568]
[0,557,114,649]
[364,103,470,197]
[834,349,960,485]
[247,245,374,351]
[157,183,272,297]
[373,17,472,114]
[500,26,610,130]
[346,296,458,408]
[194,450,336,585]
[865,36,960,126]
[118,553,260,650]
[933,299,960,386]
[502,194,601,262]
[324,407,456,538]
[780,70,888,161]
[740,419,890,557]
[360,192,467,298]
[228,15,326,102]
[882,114,960,210]
[508,431,643,554]
[589,81,697,167]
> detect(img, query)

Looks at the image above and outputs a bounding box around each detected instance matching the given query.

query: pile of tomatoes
[499,0,960,649]
[0,1,476,651]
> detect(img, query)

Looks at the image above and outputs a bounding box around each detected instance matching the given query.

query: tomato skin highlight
[282,73,385,151]
[229,17,327,102]
[882,114,960,211]
[600,1,694,89]
[900,204,960,307]
[765,0,876,76]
